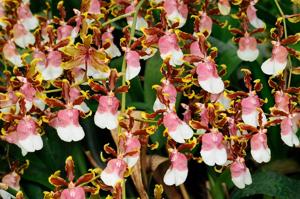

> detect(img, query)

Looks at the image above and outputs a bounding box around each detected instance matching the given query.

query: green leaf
[144,53,163,112]
[232,171,300,199]
[21,181,44,199]
[208,171,225,199]
[127,77,144,103]
[81,116,107,169]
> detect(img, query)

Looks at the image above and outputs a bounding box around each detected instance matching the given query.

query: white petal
[40,65,63,81]
[163,167,188,186]
[215,148,228,166]
[250,18,265,29]
[244,168,252,185]
[167,11,187,28]
[126,65,141,81]
[199,77,224,94]
[261,58,287,75]
[218,3,230,15]
[281,133,300,147]
[232,169,252,189]
[163,168,176,186]
[201,148,227,166]
[94,112,118,130]
[177,123,193,140]
[169,129,185,143]
[25,100,33,112]
[242,111,258,127]
[201,149,216,166]
[33,98,45,111]
[7,55,22,67]
[153,97,166,112]
[15,33,35,48]
[101,171,121,187]
[17,134,43,155]
[87,66,110,79]
[135,17,148,30]
[174,169,188,186]
[251,148,271,163]
[104,44,121,58]
[21,17,38,30]
[123,156,139,168]
[74,102,90,113]
[237,48,259,62]
[169,50,184,66]
[56,125,85,142]
[31,134,43,151]
[169,123,193,144]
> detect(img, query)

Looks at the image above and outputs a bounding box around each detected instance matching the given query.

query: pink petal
[158,33,183,66]
[61,187,85,199]
[250,132,271,163]
[200,131,227,166]
[101,158,127,187]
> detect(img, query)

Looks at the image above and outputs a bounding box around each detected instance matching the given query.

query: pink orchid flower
[158,33,184,66]
[230,158,252,189]
[50,109,85,142]
[250,129,271,163]
[3,41,23,67]
[237,35,259,62]
[246,3,265,29]
[13,23,35,48]
[163,150,188,186]
[164,0,188,28]
[261,43,288,75]
[241,94,266,127]
[125,4,148,31]
[5,116,43,156]
[200,130,227,166]
[94,95,119,130]
[196,61,224,94]
[34,50,63,81]
[153,80,177,111]
[102,30,121,58]
[163,111,193,143]
[17,3,38,30]
[125,50,141,81]
[101,158,127,187]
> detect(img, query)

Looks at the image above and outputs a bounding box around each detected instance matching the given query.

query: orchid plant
[0,0,299,198]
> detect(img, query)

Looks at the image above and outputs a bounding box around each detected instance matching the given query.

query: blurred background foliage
[0,0,300,198]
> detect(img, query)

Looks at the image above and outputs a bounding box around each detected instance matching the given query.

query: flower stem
[119,1,145,199]
[274,0,293,88]
[121,0,146,113]
[102,12,134,27]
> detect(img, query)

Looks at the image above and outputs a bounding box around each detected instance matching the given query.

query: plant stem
[120,0,146,113]
[44,88,62,94]
[119,1,145,199]
[102,12,134,27]
[274,0,293,88]
[179,184,190,199]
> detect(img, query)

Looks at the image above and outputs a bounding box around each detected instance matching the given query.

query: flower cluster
[0,0,299,198]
